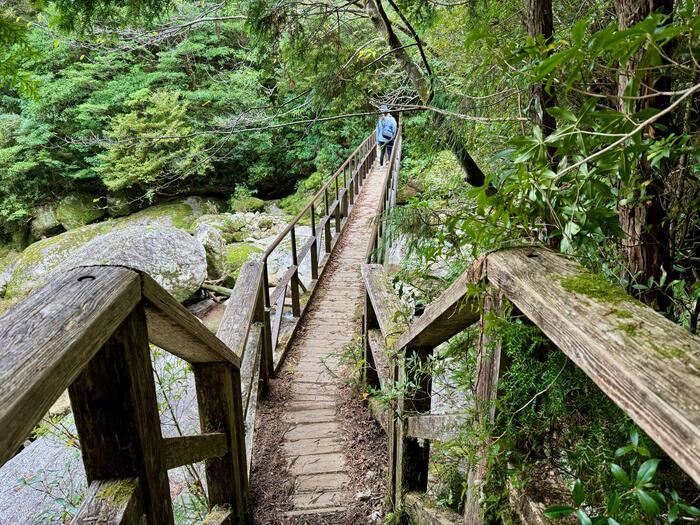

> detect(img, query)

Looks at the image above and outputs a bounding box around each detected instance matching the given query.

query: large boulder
[4,222,112,299]
[193,214,246,243]
[106,192,137,217]
[120,196,218,230]
[29,204,63,238]
[230,196,265,213]
[56,193,106,230]
[224,243,262,281]
[54,226,207,302]
[194,224,226,280]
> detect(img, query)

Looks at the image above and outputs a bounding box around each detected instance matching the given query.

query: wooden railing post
[290,225,301,317]
[310,203,319,280]
[69,302,174,525]
[194,363,249,525]
[463,290,504,525]
[324,188,332,254]
[393,345,433,504]
[335,177,342,229]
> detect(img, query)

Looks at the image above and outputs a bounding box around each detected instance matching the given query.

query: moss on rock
[225,243,262,279]
[231,196,265,213]
[56,193,106,230]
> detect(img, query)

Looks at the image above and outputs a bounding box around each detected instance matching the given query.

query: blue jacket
[376,114,397,143]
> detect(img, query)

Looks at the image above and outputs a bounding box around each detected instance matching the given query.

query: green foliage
[97,90,211,192]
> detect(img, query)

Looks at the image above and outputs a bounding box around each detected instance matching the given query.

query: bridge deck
[260,160,387,518]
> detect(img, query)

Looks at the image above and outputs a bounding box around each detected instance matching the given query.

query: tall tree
[363,0,487,187]
[616,0,675,309]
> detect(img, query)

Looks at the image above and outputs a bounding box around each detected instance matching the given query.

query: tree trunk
[363,0,486,187]
[525,0,556,138]
[616,0,674,310]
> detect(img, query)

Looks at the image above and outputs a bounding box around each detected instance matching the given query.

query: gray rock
[106,193,136,217]
[29,204,62,238]
[54,226,207,302]
[194,223,226,280]
[55,193,105,230]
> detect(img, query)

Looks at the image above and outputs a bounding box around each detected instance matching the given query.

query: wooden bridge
[0,122,699,525]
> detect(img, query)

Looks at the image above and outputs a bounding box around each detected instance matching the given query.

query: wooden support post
[194,363,250,525]
[362,293,380,389]
[335,178,342,230]
[394,345,433,505]
[324,189,332,254]
[260,263,274,385]
[290,226,301,317]
[310,203,319,280]
[69,303,174,525]
[463,291,503,525]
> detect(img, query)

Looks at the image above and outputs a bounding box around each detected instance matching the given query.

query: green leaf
[635,458,660,486]
[575,509,592,525]
[636,489,660,516]
[610,464,630,486]
[615,445,634,458]
[629,428,639,447]
[572,480,585,506]
[606,493,620,515]
[544,505,576,518]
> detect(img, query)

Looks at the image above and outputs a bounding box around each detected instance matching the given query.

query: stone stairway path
[278,161,387,518]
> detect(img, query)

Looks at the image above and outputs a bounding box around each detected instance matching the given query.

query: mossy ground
[230,196,265,213]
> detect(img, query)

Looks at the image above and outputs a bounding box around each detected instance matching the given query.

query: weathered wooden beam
[202,508,234,525]
[217,261,263,361]
[162,433,229,470]
[361,264,407,342]
[405,492,462,525]
[73,478,144,525]
[394,270,480,350]
[240,323,262,419]
[486,247,700,484]
[405,414,470,441]
[0,266,141,467]
[366,328,391,390]
[69,303,174,524]
[463,290,503,525]
[141,273,240,368]
[193,363,249,524]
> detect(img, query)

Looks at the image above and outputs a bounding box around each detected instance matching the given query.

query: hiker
[376,105,397,167]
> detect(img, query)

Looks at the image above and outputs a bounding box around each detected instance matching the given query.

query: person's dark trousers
[379,138,394,166]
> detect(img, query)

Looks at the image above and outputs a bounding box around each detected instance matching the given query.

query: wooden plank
[367,396,388,432]
[486,247,700,484]
[193,363,249,524]
[240,323,263,417]
[69,303,174,524]
[405,414,470,441]
[0,265,141,468]
[367,328,391,389]
[217,261,263,360]
[269,265,298,306]
[464,290,503,525]
[405,492,462,525]
[395,269,479,350]
[202,508,234,525]
[73,478,144,525]
[141,273,240,368]
[244,329,263,473]
[361,264,407,342]
[162,433,229,470]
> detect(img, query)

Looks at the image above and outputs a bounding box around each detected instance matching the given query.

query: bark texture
[526,0,556,138]
[616,0,674,309]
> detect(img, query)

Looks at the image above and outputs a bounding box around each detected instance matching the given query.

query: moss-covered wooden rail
[362,247,700,524]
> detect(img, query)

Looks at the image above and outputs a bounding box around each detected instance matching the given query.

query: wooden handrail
[0,264,250,524]
[0,126,382,524]
[362,247,700,522]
